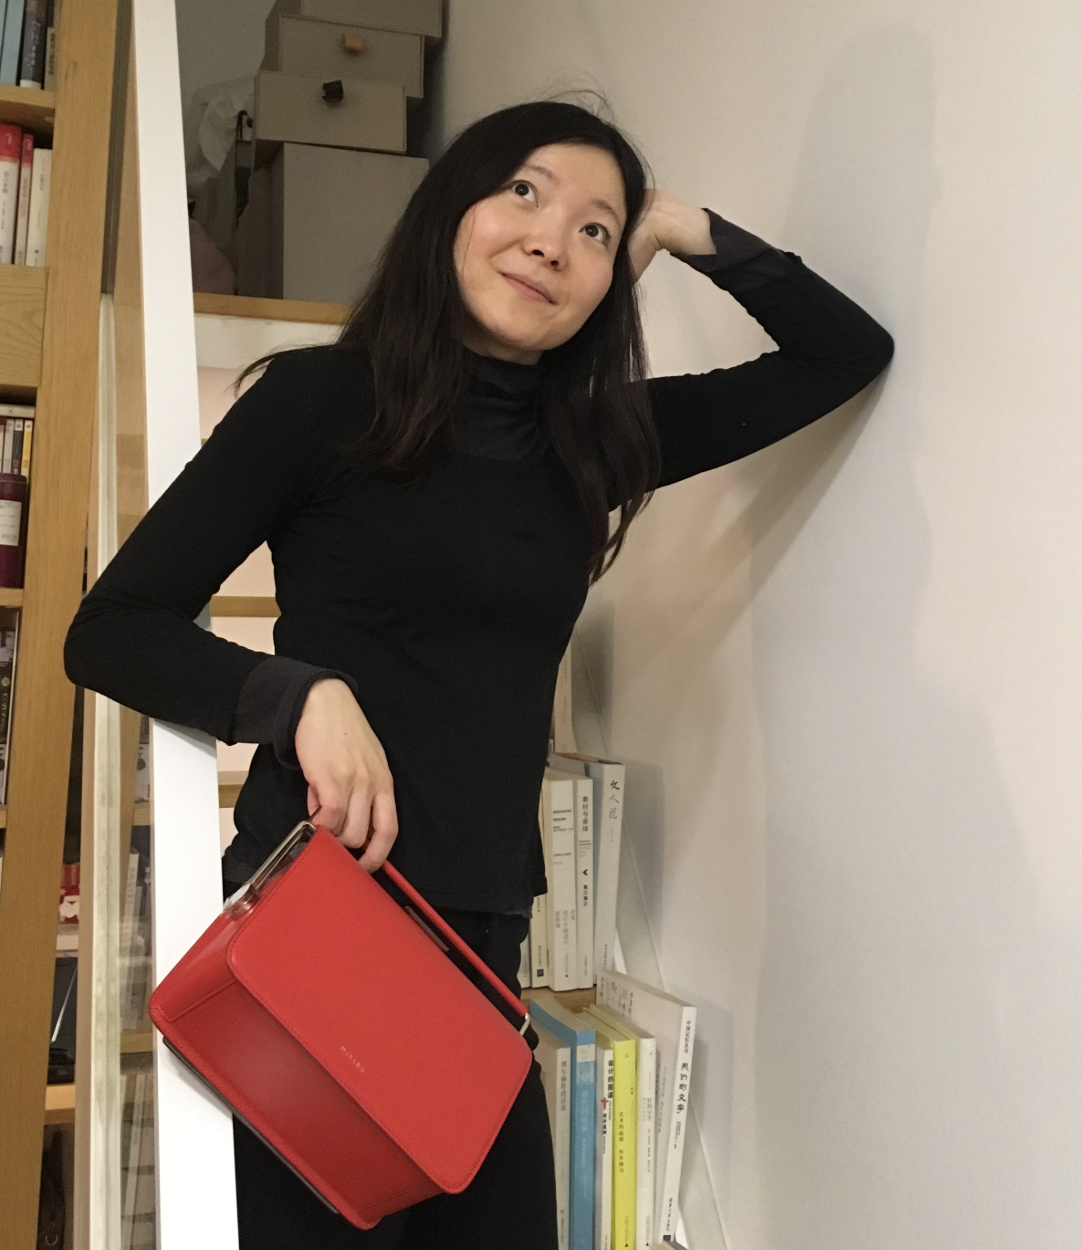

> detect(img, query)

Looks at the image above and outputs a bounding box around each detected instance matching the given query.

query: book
[533,1020,571,1250]
[0,0,24,86]
[590,1004,656,1250]
[560,754,626,975]
[551,754,596,988]
[585,1007,637,1250]
[24,145,49,266]
[0,124,20,262]
[528,990,596,1250]
[0,607,20,803]
[121,1070,146,1246]
[12,129,30,263]
[517,931,531,990]
[1,414,11,471]
[17,0,46,88]
[596,971,698,1241]
[542,769,578,991]
[595,1033,615,1250]
[129,1070,156,1249]
[19,414,32,478]
[42,0,55,91]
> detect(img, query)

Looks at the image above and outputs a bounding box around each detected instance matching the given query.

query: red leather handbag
[149,822,532,1228]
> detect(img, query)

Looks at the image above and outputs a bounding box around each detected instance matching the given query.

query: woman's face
[453,142,627,365]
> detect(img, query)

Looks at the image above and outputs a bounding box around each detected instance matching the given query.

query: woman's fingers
[357,788,398,872]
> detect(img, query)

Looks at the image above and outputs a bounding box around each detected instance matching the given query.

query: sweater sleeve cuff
[230,654,360,768]
[672,208,795,294]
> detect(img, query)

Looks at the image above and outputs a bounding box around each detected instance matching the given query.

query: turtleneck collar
[460,349,547,461]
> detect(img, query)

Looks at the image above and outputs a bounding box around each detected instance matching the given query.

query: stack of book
[0,123,49,266]
[523,753,626,993]
[530,971,698,1250]
[0,0,59,92]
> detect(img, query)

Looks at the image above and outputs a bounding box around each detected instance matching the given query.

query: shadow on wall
[744,26,1081,1250]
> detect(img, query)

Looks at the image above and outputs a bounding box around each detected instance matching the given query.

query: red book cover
[0,125,21,264]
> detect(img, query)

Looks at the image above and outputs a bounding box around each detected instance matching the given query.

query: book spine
[589,762,625,975]
[596,1041,614,1250]
[12,130,31,264]
[517,931,531,990]
[570,1039,596,1250]
[19,416,32,481]
[550,1044,570,1250]
[544,775,578,990]
[17,0,46,87]
[1,416,12,472]
[0,124,19,263]
[611,1036,636,1250]
[657,1010,696,1239]
[634,1036,656,1250]
[0,0,25,86]
[24,146,49,266]
[573,775,594,988]
[0,619,16,804]
[41,0,55,91]
[10,418,23,475]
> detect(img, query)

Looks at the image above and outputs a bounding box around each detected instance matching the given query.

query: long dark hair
[247,101,660,580]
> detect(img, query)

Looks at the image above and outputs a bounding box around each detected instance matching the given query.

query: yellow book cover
[585,1007,636,1250]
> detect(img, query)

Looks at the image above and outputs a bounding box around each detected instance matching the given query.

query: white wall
[434,2,1082,1248]
[173,0,273,105]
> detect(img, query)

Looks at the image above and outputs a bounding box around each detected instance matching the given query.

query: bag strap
[378,858,529,1024]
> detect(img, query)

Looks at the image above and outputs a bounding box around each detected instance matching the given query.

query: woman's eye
[511,181,535,200]
[583,222,610,244]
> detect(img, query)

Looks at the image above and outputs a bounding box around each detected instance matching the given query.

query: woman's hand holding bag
[294,677,399,870]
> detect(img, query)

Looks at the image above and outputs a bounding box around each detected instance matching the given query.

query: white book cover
[571,775,594,988]
[557,754,625,976]
[595,1035,615,1250]
[1,418,11,473]
[12,132,31,265]
[543,770,578,990]
[25,147,50,267]
[534,1021,571,1250]
[0,125,20,263]
[591,1004,656,1250]
[517,932,531,990]
[597,971,697,1240]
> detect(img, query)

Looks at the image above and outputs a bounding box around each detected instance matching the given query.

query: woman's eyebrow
[520,162,624,227]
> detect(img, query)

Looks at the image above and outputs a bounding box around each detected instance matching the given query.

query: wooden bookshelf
[210,594,280,618]
[0,84,56,139]
[44,1082,75,1127]
[193,291,349,325]
[0,265,47,389]
[0,0,121,1242]
[523,987,597,1013]
[218,771,248,809]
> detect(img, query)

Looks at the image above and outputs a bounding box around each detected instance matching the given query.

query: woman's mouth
[502,273,553,303]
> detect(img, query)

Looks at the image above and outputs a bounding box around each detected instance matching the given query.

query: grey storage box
[237,142,428,305]
[272,0,441,42]
[263,14,424,99]
[254,71,406,162]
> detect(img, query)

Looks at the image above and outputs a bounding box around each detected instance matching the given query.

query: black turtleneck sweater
[64,214,893,911]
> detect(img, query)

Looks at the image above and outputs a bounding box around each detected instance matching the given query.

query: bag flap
[227,829,530,1191]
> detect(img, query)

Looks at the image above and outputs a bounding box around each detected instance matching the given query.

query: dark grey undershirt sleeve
[230,654,360,768]
[672,208,795,293]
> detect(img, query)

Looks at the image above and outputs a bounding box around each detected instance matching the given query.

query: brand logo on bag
[339,1045,366,1073]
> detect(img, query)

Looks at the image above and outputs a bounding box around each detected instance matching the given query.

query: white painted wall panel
[435,2,1082,1247]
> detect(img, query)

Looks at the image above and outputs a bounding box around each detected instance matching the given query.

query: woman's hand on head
[627,190,715,282]
[293,677,398,872]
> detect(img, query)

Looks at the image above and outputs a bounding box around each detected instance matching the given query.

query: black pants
[225,897,558,1250]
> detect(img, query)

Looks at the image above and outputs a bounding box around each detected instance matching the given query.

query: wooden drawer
[0,265,46,389]
[263,15,424,98]
[237,144,427,305]
[272,0,441,41]
[254,72,406,161]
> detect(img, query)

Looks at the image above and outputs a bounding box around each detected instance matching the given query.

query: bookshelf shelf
[0,84,56,140]
[210,594,279,618]
[0,588,24,607]
[44,1082,74,1126]
[0,265,47,390]
[193,291,349,325]
[218,770,247,808]
[524,987,597,1013]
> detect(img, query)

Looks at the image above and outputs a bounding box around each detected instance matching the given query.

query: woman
[66,101,892,1248]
